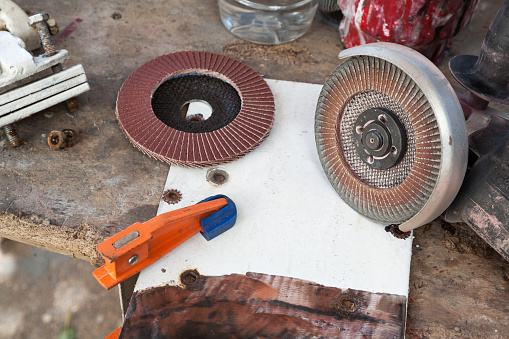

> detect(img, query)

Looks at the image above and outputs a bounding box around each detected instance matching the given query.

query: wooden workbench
[1,0,508,337]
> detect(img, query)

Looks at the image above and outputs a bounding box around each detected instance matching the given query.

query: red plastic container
[338,0,480,63]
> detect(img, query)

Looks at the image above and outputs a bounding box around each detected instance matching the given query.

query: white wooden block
[0,83,90,127]
[0,75,87,117]
[0,65,86,106]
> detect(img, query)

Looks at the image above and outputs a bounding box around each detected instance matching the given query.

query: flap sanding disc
[315,43,468,231]
[116,51,275,167]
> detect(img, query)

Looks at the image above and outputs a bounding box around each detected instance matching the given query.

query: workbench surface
[1,0,508,337]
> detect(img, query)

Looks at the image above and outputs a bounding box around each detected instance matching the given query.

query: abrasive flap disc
[315,55,443,224]
[116,51,275,167]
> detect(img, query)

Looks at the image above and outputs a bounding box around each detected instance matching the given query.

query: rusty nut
[47,129,78,149]
[48,130,66,149]
[62,129,78,147]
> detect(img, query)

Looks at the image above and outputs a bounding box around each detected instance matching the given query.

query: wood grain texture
[120,273,406,338]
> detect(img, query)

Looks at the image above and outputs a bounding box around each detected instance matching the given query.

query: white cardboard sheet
[135,79,413,296]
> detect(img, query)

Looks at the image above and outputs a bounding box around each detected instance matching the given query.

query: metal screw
[180,269,200,286]
[384,224,411,239]
[206,168,229,186]
[162,189,182,205]
[3,125,22,147]
[29,13,78,113]
[340,297,355,310]
[128,255,139,266]
[29,13,54,56]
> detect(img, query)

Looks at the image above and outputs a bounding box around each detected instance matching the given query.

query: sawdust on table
[0,212,105,266]
[222,41,318,65]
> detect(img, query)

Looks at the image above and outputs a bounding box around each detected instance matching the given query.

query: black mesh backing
[151,74,242,133]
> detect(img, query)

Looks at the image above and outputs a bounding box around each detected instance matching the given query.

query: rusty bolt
[2,125,22,147]
[29,13,78,113]
[331,292,366,317]
[385,224,411,239]
[340,297,355,310]
[29,13,56,57]
[162,189,182,205]
[63,97,79,113]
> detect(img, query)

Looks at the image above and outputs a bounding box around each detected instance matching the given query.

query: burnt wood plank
[120,273,406,338]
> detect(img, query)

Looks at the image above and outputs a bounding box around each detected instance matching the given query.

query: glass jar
[218,0,318,44]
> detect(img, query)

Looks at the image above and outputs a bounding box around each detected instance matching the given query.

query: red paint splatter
[337,0,480,63]
[409,298,414,303]
[482,25,489,29]
[54,18,83,45]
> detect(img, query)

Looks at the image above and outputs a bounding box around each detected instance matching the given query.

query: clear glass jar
[218,0,318,45]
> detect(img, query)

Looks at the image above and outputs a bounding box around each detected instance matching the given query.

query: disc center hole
[182,100,213,122]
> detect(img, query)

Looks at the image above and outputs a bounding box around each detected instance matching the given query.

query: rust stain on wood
[120,272,406,338]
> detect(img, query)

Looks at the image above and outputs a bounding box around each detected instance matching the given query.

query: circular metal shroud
[116,51,275,168]
[315,43,468,231]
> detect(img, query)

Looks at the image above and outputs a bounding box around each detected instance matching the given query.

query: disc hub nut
[353,107,407,170]
[364,130,383,150]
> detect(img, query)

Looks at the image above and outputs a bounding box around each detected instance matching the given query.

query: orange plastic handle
[93,198,228,290]
[105,327,121,339]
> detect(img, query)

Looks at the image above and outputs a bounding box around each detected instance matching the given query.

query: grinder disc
[116,51,275,167]
[315,43,468,231]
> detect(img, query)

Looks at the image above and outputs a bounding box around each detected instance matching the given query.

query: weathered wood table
[2,0,508,337]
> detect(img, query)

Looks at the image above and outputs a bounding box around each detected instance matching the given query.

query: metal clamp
[93,195,237,290]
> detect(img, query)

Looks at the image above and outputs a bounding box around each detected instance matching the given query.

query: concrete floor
[0,238,121,338]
